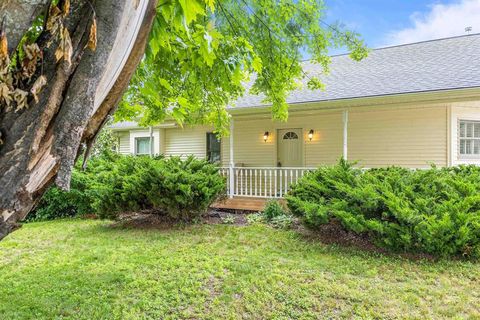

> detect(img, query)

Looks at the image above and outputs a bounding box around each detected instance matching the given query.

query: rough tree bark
[0,0,157,239]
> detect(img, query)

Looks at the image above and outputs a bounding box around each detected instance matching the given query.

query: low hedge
[29,153,226,222]
[93,155,226,220]
[286,159,480,258]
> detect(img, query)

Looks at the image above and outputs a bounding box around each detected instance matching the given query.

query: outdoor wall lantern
[263,131,269,142]
[308,129,314,141]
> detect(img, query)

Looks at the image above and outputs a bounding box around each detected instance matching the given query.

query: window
[135,137,152,155]
[459,120,480,157]
[206,132,221,163]
[283,131,299,140]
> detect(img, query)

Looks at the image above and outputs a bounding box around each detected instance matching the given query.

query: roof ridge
[301,32,480,61]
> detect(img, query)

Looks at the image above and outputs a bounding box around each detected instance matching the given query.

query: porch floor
[211,197,269,211]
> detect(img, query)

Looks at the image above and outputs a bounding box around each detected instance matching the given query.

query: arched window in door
[283,131,299,140]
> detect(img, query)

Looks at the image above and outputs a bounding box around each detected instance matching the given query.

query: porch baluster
[269,170,272,197]
[263,169,267,198]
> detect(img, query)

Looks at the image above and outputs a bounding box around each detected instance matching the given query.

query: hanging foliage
[118,0,368,136]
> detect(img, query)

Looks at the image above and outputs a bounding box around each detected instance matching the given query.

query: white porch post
[149,126,153,157]
[229,119,235,198]
[343,110,348,160]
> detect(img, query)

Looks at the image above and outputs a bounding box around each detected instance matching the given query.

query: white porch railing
[219,167,315,198]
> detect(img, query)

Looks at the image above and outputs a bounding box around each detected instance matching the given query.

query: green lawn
[0,219,479,319]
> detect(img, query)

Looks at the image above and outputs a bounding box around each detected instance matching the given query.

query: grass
[0,219,479,319]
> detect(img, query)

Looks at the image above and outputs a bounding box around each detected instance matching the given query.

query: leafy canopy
[117,0,368,135]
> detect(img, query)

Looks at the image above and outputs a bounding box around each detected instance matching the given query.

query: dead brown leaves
[0,82,12,107]
[62,0,71,17]
[21,43,42,79]
[55,27,73,66]
[0,21,9,71]
[0,21,46,113]
[0,0,98,117]
[12,88,28,112]
[30,75,47,103]
[87,17,97,51]
[0,29,7,60]
[46,5,63,36]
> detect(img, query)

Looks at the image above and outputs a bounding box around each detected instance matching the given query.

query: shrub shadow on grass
[107,209,252,231]
[102,212,442,262]
[107,211,189,231]
[293,219,438,262]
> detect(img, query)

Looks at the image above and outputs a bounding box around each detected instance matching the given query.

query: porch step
[211,197,268,211]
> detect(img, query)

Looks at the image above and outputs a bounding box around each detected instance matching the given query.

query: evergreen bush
[29,154,225,222]
[286,159,480,258]
[94,155,226,220]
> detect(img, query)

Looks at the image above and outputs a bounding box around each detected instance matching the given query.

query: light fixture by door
[263,131,269,142]
[308,129,314,141]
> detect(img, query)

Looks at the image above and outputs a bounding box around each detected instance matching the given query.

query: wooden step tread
[211,197,268,211]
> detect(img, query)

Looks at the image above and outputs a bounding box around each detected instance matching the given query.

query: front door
[277,128,303,167]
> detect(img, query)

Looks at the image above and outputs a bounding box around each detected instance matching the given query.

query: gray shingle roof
[233,34,480,109]
[110,121,141,129]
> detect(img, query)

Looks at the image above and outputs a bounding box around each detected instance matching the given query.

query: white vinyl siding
[164,126,211,159]
[349,106,447,168]
[118,132,130,155]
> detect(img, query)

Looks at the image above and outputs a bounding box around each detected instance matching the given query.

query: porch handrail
[219,166,316,199]
[220,166,316,170]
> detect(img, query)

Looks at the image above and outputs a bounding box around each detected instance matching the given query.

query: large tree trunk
[0,0,157,239]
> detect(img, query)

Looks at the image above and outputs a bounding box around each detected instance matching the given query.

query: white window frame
[134,137,152,155]
[458,119,480,159]
[129,129,160,155]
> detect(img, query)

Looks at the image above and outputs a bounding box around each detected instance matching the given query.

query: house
[111,34,480,208]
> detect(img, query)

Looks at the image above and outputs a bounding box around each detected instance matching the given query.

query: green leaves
[251,56,262,73]
[178,0,205,25]
[119,0,368,136]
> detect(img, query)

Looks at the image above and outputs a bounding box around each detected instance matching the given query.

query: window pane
[475,123,480,138]
[475,140,480,154]
[460,139,466,154]
[460,122,466,138]
[465,140,472,154]
[283,131,299,140]
[467,123,474,138]
[136,137,151,154]
[206,133,221,162]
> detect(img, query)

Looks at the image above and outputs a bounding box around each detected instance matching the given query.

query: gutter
[110,122,177,131]
[228,87,480,116]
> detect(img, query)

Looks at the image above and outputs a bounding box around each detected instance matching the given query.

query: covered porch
[212,108,349,210]
[211,110,349,210]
